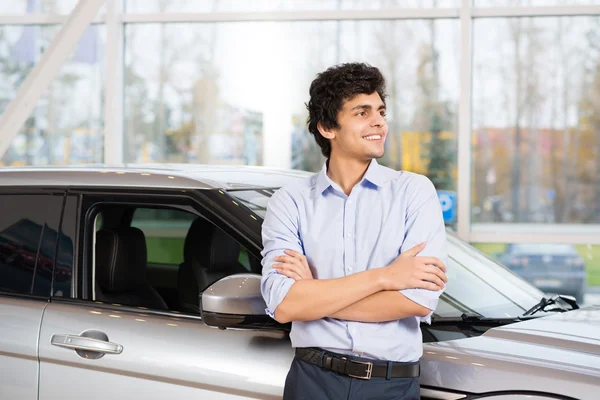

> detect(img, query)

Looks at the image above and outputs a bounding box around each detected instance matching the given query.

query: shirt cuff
[262,272,296,319]
[400,288,441,324]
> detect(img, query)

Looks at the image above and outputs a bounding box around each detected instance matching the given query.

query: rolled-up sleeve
[260,188,304,319]
[399,176,449,324]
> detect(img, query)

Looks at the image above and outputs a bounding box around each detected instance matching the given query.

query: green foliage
[414,37,456,191]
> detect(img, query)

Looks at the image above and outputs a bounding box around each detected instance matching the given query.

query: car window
[131,207,255,269]
[131,208,196,265]
[0,194,65,296]
[91,203,260,313]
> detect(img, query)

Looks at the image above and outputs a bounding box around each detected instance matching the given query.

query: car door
[37,190,294,400]
[0,191,66,400]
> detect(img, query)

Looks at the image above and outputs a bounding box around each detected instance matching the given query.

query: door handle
[51,334,123,355]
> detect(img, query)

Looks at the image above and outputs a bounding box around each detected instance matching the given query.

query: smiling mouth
[362,134,383,141]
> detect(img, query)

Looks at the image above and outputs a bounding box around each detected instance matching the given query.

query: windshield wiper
[522,294,579,317]
[460,313,520,323]
[431,313,521,325]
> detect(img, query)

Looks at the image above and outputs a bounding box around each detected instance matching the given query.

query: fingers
[284,250,310,268]
[415,265,447,289]
[420,272,446,289]
[275,251,313,280]
[423,265,448,283]
[418,257,447,272]
[412,276,444,291]
[284,249,304,258]
[274,266,303,281]
[274,262,304,275]
[421,281,442,291]
[273,263,304,281]
[275,255,302,266]
[401,242,426,257]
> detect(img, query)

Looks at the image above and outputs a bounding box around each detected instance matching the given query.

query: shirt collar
[315,161,333,195]
[362,158,385,187]
[315,158,385,195]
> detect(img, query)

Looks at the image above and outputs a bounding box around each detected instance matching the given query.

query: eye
[380,111,386,118]
[357,111,366,117]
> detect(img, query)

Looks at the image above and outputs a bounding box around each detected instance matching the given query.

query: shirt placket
[343,195,355,276]
[343,191,359,353]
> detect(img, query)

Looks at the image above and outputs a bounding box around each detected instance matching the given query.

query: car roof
[0,164,314,190]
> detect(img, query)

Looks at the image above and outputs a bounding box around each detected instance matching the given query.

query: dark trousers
[283,353,420,400]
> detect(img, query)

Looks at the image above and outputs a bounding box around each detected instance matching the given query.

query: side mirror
[200,273,287,331]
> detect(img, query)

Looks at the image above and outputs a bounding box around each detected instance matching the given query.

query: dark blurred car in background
[498,243,587,303]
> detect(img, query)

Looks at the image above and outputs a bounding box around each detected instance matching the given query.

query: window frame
[61,187,261,320]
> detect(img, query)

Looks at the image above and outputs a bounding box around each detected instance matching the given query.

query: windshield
[438,236,543,318]
[228,189,545,319]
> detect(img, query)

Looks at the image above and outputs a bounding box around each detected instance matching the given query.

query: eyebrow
[350,104,386,111]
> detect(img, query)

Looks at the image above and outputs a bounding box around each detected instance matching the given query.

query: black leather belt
[295,348,420,380]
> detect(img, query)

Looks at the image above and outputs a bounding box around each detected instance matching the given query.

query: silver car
[0,165,598,400]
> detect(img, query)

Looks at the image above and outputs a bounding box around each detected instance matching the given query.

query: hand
[273,250,314,281]
[380,242,448,291]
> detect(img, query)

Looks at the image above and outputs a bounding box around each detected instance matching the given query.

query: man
[260,63,448,400]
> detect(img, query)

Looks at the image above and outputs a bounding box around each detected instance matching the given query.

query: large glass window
[124,19,459,195]
[0,1,78,14]
[0,24,105,166]
[476,0,600,6]
[473,241,599,305]
[472,16,600,224]
[125,0,460,13]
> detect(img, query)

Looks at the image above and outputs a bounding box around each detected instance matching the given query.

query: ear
[317,122,336,140]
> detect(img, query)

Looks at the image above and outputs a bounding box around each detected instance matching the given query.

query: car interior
[92,204,261,313]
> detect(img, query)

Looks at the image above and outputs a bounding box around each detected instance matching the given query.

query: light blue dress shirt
[260,159,448,362]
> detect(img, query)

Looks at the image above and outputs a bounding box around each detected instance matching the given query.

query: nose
[371,112,385,127]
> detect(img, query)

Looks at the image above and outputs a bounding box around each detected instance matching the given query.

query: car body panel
[0,296,47,400]
[38,301,294,400]
[421,306,600,399]
[0,165,313,190]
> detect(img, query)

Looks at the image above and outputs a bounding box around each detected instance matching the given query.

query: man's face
[328,92,388,161]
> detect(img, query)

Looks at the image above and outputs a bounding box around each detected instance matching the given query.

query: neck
[326,154,371,196]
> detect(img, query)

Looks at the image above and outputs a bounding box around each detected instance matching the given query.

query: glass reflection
[473,16,600,225]
[0,24,104,166]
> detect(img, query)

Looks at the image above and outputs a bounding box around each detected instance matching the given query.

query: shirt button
[348,267,353,271]
[346,233,352,238]
[347,199,352,204]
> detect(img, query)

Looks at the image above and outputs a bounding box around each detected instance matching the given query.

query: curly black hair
[306,63,387,158]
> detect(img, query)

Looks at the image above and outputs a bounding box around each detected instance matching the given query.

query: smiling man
[260,63,449,400]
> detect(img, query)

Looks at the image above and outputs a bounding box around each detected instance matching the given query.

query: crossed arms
[260,187,449,325]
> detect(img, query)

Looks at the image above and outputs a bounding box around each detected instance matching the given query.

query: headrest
[184,218,240,271]
[96,227,147,292]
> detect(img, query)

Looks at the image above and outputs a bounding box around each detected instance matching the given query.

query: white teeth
[363,135,382,140]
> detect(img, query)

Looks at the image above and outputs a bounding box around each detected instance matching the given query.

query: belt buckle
[347,360,373,380]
